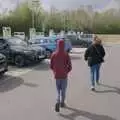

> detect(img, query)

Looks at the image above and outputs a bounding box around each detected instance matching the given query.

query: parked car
[78,34,93,47]
[0,53,8,76]
[0,37,46,67]
[55,37,72,52]
[66,34,92,48]
[29,37,72,58]
[14,32,25,40]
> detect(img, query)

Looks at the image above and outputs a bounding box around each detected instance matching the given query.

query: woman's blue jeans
[90,64,101,87]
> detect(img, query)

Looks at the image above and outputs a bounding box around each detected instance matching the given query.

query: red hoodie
[50,40,72,79]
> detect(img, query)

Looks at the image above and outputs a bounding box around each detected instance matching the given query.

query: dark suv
[0,37,46,67]
[0,53,8,76]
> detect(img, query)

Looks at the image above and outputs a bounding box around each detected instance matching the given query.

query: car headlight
[24,51,29,53]
[23,51,33,54]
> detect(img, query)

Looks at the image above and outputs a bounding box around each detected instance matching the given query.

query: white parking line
[5,59,50,77]
[6,68,32,77]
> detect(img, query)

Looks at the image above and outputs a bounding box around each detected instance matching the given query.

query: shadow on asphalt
[59,106,116,120]
[0,75,39,92]
[95,84,120,95]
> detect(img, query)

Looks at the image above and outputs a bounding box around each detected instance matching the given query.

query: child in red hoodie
[50,39,72,112]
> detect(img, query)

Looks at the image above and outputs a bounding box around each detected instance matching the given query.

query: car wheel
[0,72,5,77]
[46,50,52,58]
[85,43,88,48]
[39,59,44,63]
[14,55,25,67]
[67,49,70,53]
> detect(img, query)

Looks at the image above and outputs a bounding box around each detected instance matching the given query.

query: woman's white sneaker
[91,86,95,91]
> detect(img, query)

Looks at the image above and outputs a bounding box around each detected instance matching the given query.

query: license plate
[39,56,45,59]
[0,67,4,72]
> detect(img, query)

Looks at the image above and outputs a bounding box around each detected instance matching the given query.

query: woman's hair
[93,36,102,45]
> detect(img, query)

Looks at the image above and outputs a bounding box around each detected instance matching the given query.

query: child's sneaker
[91,86,95,91]
[61,102,66,108]
[55,103,60,112]
[96,81,100,85]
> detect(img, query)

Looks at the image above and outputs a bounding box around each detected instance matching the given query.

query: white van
[14,32,25,40]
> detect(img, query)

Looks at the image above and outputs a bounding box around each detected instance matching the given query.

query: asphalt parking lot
[0,46,120,120]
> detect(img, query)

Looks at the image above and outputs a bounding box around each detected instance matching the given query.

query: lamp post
[31,0,40,28]
[31,1,35,28]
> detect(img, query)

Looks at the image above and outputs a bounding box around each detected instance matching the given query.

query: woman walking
[84,36,105,91]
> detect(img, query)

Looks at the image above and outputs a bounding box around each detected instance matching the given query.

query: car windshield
[8,38,27,46]
[40,39,48,43]
[55,38,70,43]
[30,39,47,44]
[40,38,55,43]
[49,38,55,43]
[14,33,24,35]
[30,38,55,44]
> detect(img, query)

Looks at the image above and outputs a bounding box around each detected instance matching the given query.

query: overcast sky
[41,0,111,10]
[0,0,119,13]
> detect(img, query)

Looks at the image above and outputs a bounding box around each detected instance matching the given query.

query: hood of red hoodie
[56,39,65,53]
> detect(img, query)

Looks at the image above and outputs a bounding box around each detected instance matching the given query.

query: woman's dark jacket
[84,44,105,66]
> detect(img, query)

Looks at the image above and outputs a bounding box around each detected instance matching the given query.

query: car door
[0,38,9,58]
[47,38,56,51]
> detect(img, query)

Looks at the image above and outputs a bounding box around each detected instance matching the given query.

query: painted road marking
[6,69,32,77]
[5,59,50,77]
